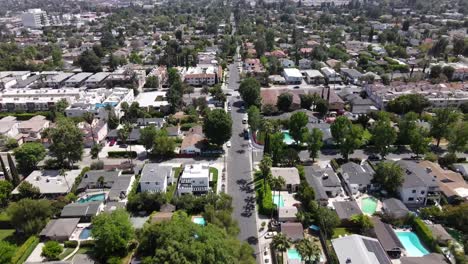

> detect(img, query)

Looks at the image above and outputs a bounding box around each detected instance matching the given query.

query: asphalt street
[225,62,260,257]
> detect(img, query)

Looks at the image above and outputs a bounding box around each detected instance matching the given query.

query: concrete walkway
[63,240,80,261]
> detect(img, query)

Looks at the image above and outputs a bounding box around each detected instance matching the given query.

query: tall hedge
[11,236,39,264]
[411,217,442,253]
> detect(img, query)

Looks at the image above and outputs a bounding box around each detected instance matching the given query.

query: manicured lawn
[59,247,75,260]
[173,166,182,178]
[332,228,355,239]
[0,229,15,241]
[165,184,176,202]
[209,167,218,182]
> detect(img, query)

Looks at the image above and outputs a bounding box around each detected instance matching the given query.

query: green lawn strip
[165,184,177,203]
[209,167,219,193]
[11,236,39,264]
[331,227,355,239]
[0,229,15,241]
[173,166,182,178]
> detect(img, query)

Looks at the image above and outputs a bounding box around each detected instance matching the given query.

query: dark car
[109,139,116,146]
[243,130,249,140]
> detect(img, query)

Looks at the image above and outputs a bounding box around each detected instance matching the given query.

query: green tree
[239,78,261,107]
[117,124,132,148]
[271,233,292,261]
[0,180,13,207]
[300,94,314,109]
[331,116,352,144]
[152,129,176,157]
[430,108,461,147]
[269,132,286,166]
[387,94,430,115]
[289,111,308,144]
[331,117,363,160]
[259,155,272,185]
[371,114,397,158]
[140,125,158,154]
[350,214,374,234]
[247,106,262,132]
[14,142,46,175]
[0,241,16,264]
[314,97,329,117]
[409,127,431,157]
[447,121,468,153]
[17,181,40,199]
[7,198,53,236]
[296,238,321,264]
[277,92,293,112]
[397,112,418,145]
[91,209,134,260]
[203,109,232,145]
[373,162,404,194]
[51,46,63,68]
[7,153,20,186]
[430,65,442,79]
[77,50,102,72]
[82,112,95,145]
[442,66,455,81]
[42,118,84,168]
[107,107,119,129]
[41,240,63,261]
[144,76,159,89]
[306,128,323,162]
[265,29,275,51]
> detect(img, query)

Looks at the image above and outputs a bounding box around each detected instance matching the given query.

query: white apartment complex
[179,65,222,86]
[21,9,49,28]
[365,82,468,110]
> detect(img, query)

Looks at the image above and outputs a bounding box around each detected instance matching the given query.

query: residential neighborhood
[0,0,467,264]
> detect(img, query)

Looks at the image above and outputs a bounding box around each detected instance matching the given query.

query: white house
[139,163,173,193]
[283,68,303,84]
[177,164,210,196]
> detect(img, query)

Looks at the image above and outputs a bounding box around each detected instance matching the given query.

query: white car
[264,231,277,239]
[227,106,232,111]
[226,141,231,148]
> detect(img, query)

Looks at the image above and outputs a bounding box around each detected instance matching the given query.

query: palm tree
[271,233,292,262]
[97,176,105,192]
[259,155,272,186]
[296,238,321,264]
[269,176,285,219]
[82,112,95,145]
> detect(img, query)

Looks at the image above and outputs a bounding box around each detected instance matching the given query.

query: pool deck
[69,223,92,241]
[355,194,382,215]
[271,191,300,208]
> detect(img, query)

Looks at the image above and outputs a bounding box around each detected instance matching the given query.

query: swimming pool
[396,231,429,257]
[192,217,206,226]
[272,194,285,207]
[361,197,378,215]
[282,131,295,145]
[287,248,302,260]
[77,193,106,203]
[79,227,92,240]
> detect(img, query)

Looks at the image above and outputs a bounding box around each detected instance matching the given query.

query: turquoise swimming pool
[287,248,302,260]
[282,131,295,145]
[77,193,106,203]
[193,217,206,226]
[79,227,92,240]
[396,231,429,257]
[361,197,378,215]
[272,194,285,207]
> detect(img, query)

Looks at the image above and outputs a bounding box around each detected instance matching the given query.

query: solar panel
[363,238,391,264]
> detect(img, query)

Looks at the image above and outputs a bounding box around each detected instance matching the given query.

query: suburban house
[332,201,362,221]
[303,70,325,84]
[298,58,312,69]
[305,165,343,200]
[382,198,410,219]
[76,170,121,193]
[332,234,392,264]
[18,115,50,142]
[271,167,301,193]
[108,175,134,202]
[280,58,295,68]
[60,201,103,222]
[177,164,210,196]
[396,160,441,206]
[278,206,298,222]
[78,119,108,147]
[419,160,468,202]
[280,222,304,242]
[371,217,404,259]
[180,126,205,155]
[39,218,80,242]
[453,163,468,180]
[11,169,81,198]
[139,163,174,193]
[400,253,448,264]
[320,67,342,84]
[136,117,165,128]
[283,68,303,84]
[340,68,363,85]
[340,161,376,195]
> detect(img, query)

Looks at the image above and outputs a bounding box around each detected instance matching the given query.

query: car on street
[228,106,232,111]
[119,143,128,148]
[226,141,231,148]
[243,129,249,140]
[264,231,277,239]
[293,86,300,89]
[109,139,116,146]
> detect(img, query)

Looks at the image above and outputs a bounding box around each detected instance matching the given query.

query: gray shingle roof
[341,162,375,186]
[382,198,409,218]
[372,217,404,252]
[108,175,133,201]
[40,218,80,238]
[396,160,439,188]
[333,201,362,219]
[140,163,173,183]
[78,170,120,190]
[332,234,392,264]
[60,201,101,218]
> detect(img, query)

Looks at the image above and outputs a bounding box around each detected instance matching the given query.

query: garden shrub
[108,151,137,158]
[11,236,39,264]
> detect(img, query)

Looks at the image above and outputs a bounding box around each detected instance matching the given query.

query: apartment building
[177,164,210,196]
[64,72,93,87]
[85,72,110,88]
[180,65,222,86]
[21,9,49,28]
[0,88,82,112]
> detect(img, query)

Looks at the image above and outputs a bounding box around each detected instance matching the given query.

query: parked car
[228,106,232,111]
[226,141,231,148]
[109,139,116,146]
[119,143,128,148]
[264,231,277,239]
